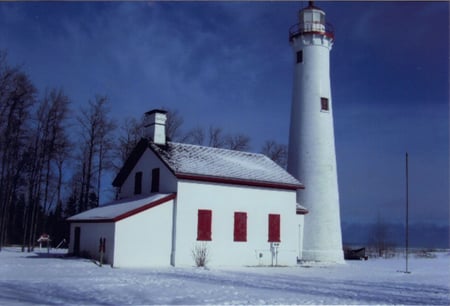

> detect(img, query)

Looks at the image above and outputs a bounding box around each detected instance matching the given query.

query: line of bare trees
[0,50,288,251]
[0,52,117,251]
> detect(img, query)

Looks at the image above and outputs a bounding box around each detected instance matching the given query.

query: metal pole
[405,152,409,273]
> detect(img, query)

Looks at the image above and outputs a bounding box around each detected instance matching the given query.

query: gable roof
[67,193,176,223]
[113,139,303,190]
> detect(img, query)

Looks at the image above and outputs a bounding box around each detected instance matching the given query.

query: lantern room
[289,1,334,42]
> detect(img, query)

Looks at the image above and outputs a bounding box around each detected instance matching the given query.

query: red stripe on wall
[176,174,304,190]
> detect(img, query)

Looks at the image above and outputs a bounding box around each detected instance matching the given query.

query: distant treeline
[342,221,450,249]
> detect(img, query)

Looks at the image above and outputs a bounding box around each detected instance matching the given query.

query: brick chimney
[143,109,167,145]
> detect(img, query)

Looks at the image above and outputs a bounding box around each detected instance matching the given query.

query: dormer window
[134,171,142,195]
[151,168,160,193]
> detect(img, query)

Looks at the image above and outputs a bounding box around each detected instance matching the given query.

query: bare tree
[369,214,395,258]
[0,52,36,250]
[224,134,251,151]
[183,124,251,151]
[182,126,205,145]
[261,140,288,169]
[208,125,226,148]
[96,111,116,205]
[20,88,71,251]
[114,117,143,172]
[76,95,116,212]
[165,108,184,141]
[40,89,71,221]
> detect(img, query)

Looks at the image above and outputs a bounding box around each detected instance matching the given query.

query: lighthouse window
[296,51,303,63]
[321,97,329,111]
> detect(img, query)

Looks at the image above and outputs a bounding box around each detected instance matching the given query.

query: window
[296,50,303,63]
[151,168,160,193]
[134,171,142,195]
[234,212,247,242]
[321,97,329,111]
[197,209,212,241]
[268,214,281,242]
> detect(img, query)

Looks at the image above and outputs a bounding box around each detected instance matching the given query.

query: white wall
[173,181,299,267]
[118,149,177,199]
[297,214,305,260]
[113,199,174,267]
[69,222,115,265]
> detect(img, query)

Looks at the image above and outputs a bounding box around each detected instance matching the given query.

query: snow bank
[0,247,448,305]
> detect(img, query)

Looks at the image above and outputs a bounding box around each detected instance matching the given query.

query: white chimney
[143,109,167,145]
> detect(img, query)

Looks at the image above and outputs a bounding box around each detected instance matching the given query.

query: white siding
[118,149,177,198]
[113,199,174,267]
[69,222,115,265]
[173,181,299,266]
[297,214,305,260]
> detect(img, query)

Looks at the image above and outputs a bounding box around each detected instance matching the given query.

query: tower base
[302,249,344,263]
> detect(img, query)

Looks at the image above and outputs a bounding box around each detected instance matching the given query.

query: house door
[74,227,81,255]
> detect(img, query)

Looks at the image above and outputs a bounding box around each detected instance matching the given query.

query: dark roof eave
[296,208,309,215]
[112,138,149,187]
[176,173,304,190]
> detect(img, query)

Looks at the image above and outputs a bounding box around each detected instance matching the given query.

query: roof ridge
[167,141,265,157]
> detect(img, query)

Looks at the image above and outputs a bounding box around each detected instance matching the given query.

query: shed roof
[67,193,176,223]
[296,203,309,215]
[113,139,303,190]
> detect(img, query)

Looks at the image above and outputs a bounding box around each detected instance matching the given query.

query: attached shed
[68,194,176,267]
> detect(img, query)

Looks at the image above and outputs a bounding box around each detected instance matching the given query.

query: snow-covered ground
[0,247,448,305]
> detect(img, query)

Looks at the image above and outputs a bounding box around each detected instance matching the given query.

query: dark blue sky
[0,1,448,226]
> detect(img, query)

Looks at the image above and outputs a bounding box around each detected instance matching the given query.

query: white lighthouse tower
[287,1,344,262]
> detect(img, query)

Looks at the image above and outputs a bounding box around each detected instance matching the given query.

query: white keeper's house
[68,1,345,266]
[68,109,307,267]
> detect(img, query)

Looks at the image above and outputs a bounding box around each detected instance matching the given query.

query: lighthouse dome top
[289,1,334,42]
[299,1,325,24]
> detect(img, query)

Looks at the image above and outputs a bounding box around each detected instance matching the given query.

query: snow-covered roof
[152,142,302,188]
[113,139,303,190]
[67,193,176,223]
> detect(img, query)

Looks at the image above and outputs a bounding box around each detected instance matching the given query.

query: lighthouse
[287,2,344,262]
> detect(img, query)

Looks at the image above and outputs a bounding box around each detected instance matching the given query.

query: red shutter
[268,214,280,242]
[234,212,247,242]
[197,210,212,241]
